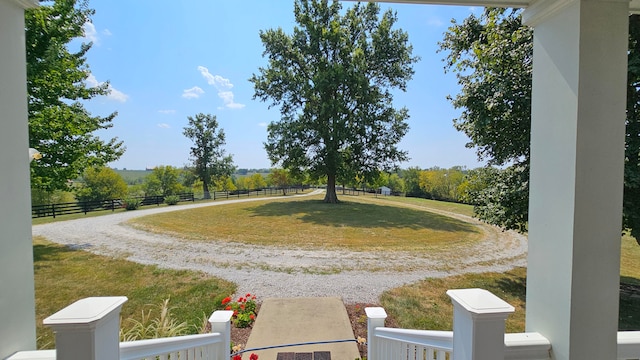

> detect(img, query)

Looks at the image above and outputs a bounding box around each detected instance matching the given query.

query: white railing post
[43,296,128,360]
[447,289,514,360]
[209,310,234,360]
[366,307,387,360]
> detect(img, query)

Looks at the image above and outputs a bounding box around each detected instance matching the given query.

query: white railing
[7,298,234,360]
[119,333,223,360]
[618,331,640,360]
[371,327,452,360]
[367,290,640,360]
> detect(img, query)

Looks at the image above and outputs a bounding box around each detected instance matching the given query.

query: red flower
[250,353,259,360]
[233,355,242,360]
[246,293,251,298]
[233,310,238,316]
[225,306,232,310]
[250,314,255,320]
[241,304,245,310]
[238,297,244,303]
[222,297,231,305]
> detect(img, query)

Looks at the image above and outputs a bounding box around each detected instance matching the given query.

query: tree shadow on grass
[247,199,479,233]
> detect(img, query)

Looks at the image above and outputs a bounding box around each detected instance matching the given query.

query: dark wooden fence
[31,187,312,219]
[32,193,195,219]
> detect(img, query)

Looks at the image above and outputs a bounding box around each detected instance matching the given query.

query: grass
[381,235,640,332]
[128,194,482,252]
[33,236,236,349]
[381,268,527,333]
[370,196,476,217]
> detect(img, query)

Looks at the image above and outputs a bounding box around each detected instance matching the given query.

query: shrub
[164,195,180,205]
[124,197,141,210]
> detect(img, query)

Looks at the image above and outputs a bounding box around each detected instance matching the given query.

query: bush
[164,195,180,205]
[124,197,141,210]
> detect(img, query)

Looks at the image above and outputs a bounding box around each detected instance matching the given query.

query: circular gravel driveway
[32,190,527,303]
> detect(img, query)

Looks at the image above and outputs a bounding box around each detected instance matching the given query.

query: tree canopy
[26,0,124,192]
[183,113,235,199]
[441,9,640,241]
[250,0,418,203]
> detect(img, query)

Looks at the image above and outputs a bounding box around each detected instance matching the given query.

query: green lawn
[33,236,235,349]
[128,194,482,252]
[381,234,640,332]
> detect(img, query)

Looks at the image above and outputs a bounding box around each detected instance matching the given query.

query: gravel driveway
[32,190,527,303]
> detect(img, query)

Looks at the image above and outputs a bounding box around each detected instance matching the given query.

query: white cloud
[182,86,204,99]
[86,74,129,102]
[157,123,170,129]
[102,29,112,36]
[158,109,176,114]
[426,17,444,27]
[107,88,129,102]
[258,122,267,127]
[82,22,99,44]
[197,66,245,109]
[197,66,233,89]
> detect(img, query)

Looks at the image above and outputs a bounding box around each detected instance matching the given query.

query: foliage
[249,173,268,190]
[31,189,75,206]
[183,113,235,199]
[441,10,640,238]
[164,195,180,206]
[120,298,190,341]
[268,168,290,195]
[221,294,258,328]
[418,167,465,201]
[400,167,425,198]
[75,167,127,203]
[124,197,141,210]
[26,0,125,192]
[215,176,237,192]
[625,15,640,244]
[144,165,183,196]
[250,0,417,203]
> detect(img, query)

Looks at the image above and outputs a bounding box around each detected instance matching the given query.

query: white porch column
[523,1,629,359]
[0,0,39,358]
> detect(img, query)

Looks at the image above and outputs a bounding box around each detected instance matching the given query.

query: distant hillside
[113,169,150,185]
[113,168,272,185]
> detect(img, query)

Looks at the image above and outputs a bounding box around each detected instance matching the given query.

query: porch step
[276,351,330,360]
[244,297,359,360]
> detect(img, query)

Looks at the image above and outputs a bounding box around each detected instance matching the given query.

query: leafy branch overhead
[26,0,125,192]
[250,0,418,203]
[440,9,640,241]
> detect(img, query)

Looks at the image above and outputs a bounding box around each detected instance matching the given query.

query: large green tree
[441,9,640,241]
[250,0,417,203]
[183,113,235,199]
[26,0,124,192]
[75,166,127,203]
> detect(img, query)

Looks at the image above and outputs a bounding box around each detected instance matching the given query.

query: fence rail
[31,186,314,219]
[31,193,195,219]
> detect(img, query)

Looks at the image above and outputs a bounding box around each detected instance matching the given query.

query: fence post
[447,289,514,360]
[365,307,387,360]
[209,310,234,360]
[52,203,56,218]
[43,296,127,360]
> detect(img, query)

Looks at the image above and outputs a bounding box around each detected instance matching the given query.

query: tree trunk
[203,180,211,199]
[324,174,339,203]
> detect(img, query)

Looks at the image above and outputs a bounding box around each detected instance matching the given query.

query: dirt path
[32,190,527,303]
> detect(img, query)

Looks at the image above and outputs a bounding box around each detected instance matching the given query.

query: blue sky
[79,1,485,171]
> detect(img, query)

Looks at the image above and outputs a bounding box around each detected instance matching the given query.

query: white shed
[379,186,391,196]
